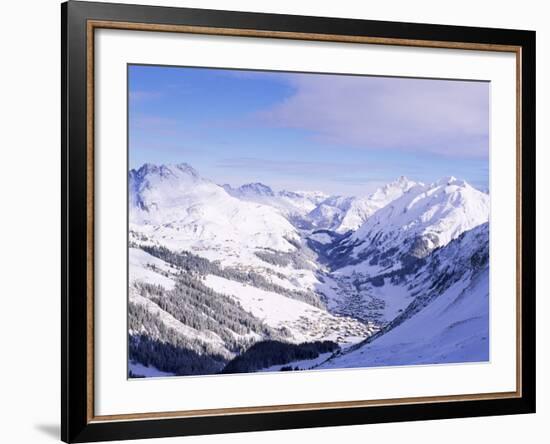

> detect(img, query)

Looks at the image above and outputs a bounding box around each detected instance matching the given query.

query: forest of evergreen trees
[129,270,289,376]
[134,276,283,351]
[221,340,339,374]
[129,333,228,376]
[139,244,324,308]
[128,243,340,377]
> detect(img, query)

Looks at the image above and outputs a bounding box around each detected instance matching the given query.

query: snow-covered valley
[128,163,490,377]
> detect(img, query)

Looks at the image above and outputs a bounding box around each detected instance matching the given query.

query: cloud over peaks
[259,74,489,158]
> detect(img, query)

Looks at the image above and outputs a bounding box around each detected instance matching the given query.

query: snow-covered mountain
[128,163,375,376]
[129,163,300,266]
[335,176,419,233]
[224,182,275,198]
[329,176,489,274]
[305,195,354,230]
[222,182,328,228]
[128,162,490,377]
[318,223,489,369]
[302,176,419,233]
[222,176,423,234]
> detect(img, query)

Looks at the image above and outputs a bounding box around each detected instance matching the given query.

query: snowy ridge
[204,274,376,345]
[319,223,489,369]
[223,182,328,220]
[352,176,488,252]
[129,163,300,264]
[335,176,419,233]
[330,176,489,275]
[306,196,355,230]
[223,175,432,234]
[128,162,490,377]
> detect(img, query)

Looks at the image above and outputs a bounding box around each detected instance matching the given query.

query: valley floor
[319,268,489,370]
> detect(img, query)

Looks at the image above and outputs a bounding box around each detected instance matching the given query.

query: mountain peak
[346,174,489,264]
[170,162,200,179]
[367,176,420,202]
[238,182,275,196]
[136,163,159,176]
[397,175,410,184]
[383,176,419,192]
[437,175,460,186]
[134,162,200,180]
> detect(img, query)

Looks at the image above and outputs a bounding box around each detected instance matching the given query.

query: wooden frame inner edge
[85,19,523,423]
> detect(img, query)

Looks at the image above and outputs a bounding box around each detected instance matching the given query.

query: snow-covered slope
[129,247,177,290]
[203,274,376,345]
[222,176,421,234]
[128,162,490,377]
[128,243,376,376]
[128,163,381,377]
[129,164,300,266]
[330,176,489,274]
[319,269,489,368]
[306,196,354,230]
[319,223,489,369]
[335,176,419,233]
[128,248,240,356]
[223,182,328,222]
[303,177,419,233]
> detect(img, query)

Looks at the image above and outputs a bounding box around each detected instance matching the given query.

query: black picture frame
[61,1,536,442]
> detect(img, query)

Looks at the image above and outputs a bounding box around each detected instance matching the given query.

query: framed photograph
[61,1,536,442]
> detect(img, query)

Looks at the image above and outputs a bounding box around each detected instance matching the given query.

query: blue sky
[129,65,489,196]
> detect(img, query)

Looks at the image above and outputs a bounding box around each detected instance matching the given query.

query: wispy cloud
[257,74,489,158]
[128,90,163,101]
[216,157,380,177]
[128,65,489,194]
[132,115,177,128]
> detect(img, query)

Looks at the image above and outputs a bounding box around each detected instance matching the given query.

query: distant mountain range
[128,162,489,377]
[221,175,421,233]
